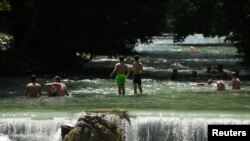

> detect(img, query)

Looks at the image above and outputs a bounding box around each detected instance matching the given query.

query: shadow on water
[1,35,250,140]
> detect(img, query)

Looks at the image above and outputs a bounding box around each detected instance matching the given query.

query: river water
[0,34,250,141]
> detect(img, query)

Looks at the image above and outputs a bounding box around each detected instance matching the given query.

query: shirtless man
[45,76,69,96]
[26,74,42,98]
[110,56,129,95]
[132,55,143,94]
[231,72,240,90]
[216,75,225,91]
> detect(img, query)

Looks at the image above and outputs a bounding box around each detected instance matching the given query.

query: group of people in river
[200,64,240,91]
[26,55,241,98]
[109,55,241,95]
[25,55,143,98]
[25,75,69,98]
[195,72,240,91]
[180,64,240,91]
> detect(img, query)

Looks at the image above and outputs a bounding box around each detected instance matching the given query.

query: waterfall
[0,134,11,141]
[0,118,75,141]
[125,116,250,141]
[1,114,250,141]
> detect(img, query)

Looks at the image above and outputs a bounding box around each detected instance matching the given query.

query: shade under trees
[0,0,250,72]
[170,0,250,60]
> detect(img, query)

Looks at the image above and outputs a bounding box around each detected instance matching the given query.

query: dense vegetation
[0,0,250,72]
[1,0,167,71]
[170,0,250,60]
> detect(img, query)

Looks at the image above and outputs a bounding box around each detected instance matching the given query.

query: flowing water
[0,34,250,141]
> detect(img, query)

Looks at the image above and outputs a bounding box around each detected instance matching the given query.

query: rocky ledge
[61,109,130,141]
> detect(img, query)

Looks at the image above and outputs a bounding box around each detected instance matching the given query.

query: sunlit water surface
[1,34,250,141]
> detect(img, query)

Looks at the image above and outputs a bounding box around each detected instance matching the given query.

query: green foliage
[0,0,11,11]
[0,0,168,69]
[170,0,250,60]
[9,0,167,52]
[1,0,250,71]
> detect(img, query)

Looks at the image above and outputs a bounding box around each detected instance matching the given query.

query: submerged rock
[62,109,130,141]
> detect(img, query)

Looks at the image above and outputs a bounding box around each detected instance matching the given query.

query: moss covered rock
[62,109,130,141]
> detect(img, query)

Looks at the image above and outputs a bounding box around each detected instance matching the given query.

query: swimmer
[45,76,69,96]
[216,75,225,91]
[170,69,178,80]
[26,74,42,98]
[231,72,240,90]
[187,46,197,51]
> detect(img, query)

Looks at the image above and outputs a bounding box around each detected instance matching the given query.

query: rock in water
[62,109,130,141]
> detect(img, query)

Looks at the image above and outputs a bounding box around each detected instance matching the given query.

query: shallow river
[0,34,250,141]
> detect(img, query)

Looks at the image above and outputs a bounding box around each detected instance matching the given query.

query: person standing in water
[132,55,143,95]
[170,69,178,80]
[45,75,69,96]
[216,74,225,91]
[231,72,240,90]
[110,56,129,96]
[26,74,42,98]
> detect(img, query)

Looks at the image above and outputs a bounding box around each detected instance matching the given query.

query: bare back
[217,80,225,91]
[232,78,240,90]
[46,82,68,96]
[53,82,68,96]
[115,62,128,74]
[26,83,41,98]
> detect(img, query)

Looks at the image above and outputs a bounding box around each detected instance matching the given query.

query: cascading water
[1,34,250,141]
[0,118,75,141]
[0,134,11,141]
[125,115,250,141]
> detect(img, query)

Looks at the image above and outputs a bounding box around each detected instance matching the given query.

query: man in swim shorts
[132,55,143,94]
[110,56,129,95]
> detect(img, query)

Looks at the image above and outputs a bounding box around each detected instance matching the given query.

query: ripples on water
[1,35,250,141]
[0,34,250,112]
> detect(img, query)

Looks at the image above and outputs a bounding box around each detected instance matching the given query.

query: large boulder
[62,109,130,141]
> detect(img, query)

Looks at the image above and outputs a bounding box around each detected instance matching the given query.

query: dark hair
[171,69,178,80]
[134,55,139,61]
[231,71,239,77]
[216,74,221,79]
[119,56,124,62]
[31,74,37,82]
[53,75,61,82]
[192,71,197,76]
[218,64,224,72]
[173,69,178,73]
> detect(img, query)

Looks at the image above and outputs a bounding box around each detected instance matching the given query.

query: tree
[170,0,250,60]
[4,0,167,69]
[2,0,250,72]
[0,0,11,32]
